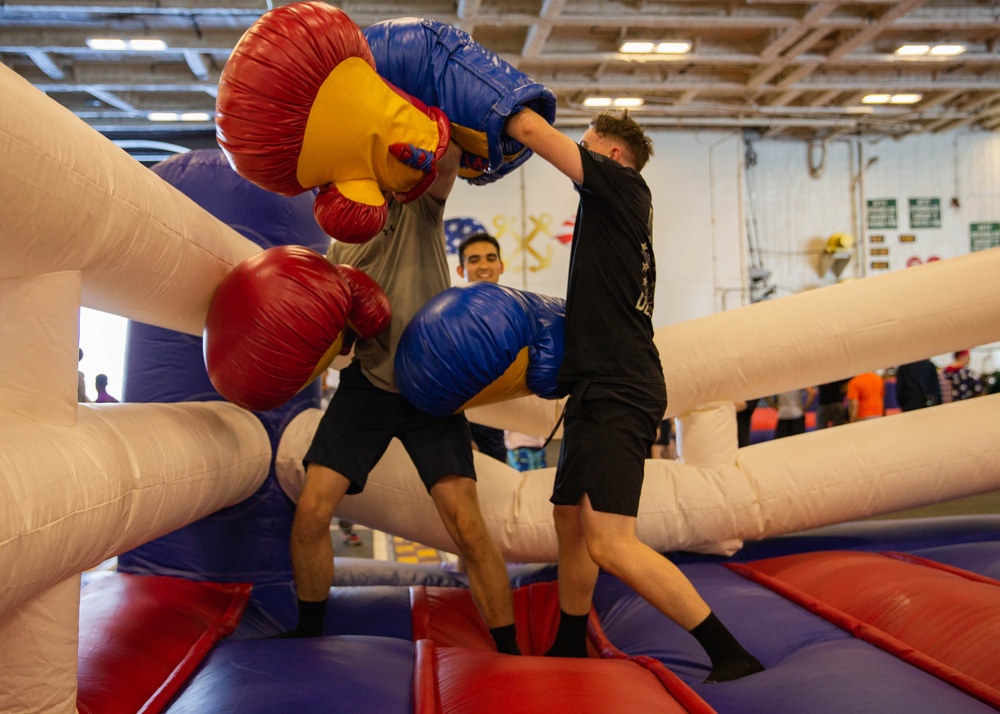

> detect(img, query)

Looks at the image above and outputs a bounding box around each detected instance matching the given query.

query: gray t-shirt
[775,389,806,419]
[328,193,449,392]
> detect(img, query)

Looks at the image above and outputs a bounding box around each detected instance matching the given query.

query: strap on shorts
[542,378,589,449]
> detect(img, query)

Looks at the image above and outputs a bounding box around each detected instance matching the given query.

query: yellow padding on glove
[298,57,441,204]
[306,331,346,385]
[450,122,489,158]
[459,347,532,413]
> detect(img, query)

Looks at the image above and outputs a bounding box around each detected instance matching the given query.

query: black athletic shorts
[304,362,475,494]
[551,378,666,516]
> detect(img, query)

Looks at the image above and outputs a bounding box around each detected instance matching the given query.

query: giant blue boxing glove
[395,282,567,417]
[364,19,557,185]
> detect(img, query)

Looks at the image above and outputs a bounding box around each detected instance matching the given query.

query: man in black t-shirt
[815,378,849,428]
[505,108,763,682]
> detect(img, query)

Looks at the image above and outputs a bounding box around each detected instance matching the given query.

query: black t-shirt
[817,379,849,405]
[557,146,662,385]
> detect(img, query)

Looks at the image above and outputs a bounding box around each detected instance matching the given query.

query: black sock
[689,611,764,682]
[489,624,521,655]
[295,598,327,637]
[544,610,589,658]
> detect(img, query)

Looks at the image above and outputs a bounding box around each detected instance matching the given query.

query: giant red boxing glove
[216,2,450,243]
[205,246,392,412]
[333,264,391,339]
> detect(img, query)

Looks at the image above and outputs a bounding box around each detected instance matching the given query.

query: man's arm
[426,140,462,202]
[504,108,584,184]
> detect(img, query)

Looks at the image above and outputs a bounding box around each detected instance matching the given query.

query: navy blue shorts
[551,379,666,516]
[304,362,475,494]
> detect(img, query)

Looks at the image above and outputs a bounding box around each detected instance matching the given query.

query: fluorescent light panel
[929,44,966,56]
[861,93,922,104]
[894,44,930,56]
[619,40,691,54]
[895,43,966,57]
[620,41,655,53]
[583,97,644,108]
[148,112,210,122]
[656,41,692,54]
[87,37,168,51]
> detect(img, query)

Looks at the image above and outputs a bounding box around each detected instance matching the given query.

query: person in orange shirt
[846,371,885,422]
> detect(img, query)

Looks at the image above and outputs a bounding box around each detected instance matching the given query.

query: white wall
[448,126,1000,373]
[79,128,1000,379]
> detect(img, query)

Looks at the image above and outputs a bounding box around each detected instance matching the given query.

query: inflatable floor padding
[72,516,1000,714]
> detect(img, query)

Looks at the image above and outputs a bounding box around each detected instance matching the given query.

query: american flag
[555,216,575,244]
[444,217,488,256]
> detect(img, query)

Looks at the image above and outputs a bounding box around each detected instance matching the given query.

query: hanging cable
[808,138,827,179]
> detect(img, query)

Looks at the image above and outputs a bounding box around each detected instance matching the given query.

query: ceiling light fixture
[147,111,211,122]
[86,38,127,51]
[613,97,645,107]
[129,39,168,51]
[894,44,930,56]
[861,93,922,105]
[583,97,613,107]
[620,41,655,53]
[929,44,966,56]
[86,38,168,51]
[619,40,690,55]
[656,41,692,54]
[895,43,966,57]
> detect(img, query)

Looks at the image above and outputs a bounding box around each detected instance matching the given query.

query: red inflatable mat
[77,573,250,714]
[728,550,1000,709]
[410,582,715,714]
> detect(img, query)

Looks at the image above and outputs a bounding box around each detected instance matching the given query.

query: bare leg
[430,475,514,628]
[578,494,709,628]
[552,504,599,616]
[578,494,762,681]
[544,503,601,657]
[291,464,352,607]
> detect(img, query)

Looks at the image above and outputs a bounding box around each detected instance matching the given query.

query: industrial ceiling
[2,0,999,144]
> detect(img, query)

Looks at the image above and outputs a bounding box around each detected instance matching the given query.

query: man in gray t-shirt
[290,142,521,655]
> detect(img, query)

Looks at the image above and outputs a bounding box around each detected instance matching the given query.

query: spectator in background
[735,399,759,447]
[895,359,942,411]
[455,231,536,466]
[942,350,984,402]
[768,387,816,439]
[78,348,89,403]
[505,430,547,471]
[982,357,1000,395]
[650,418,676,459]
[94,374,119,403]
[814,378,848,428]
[846,371,884,422]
